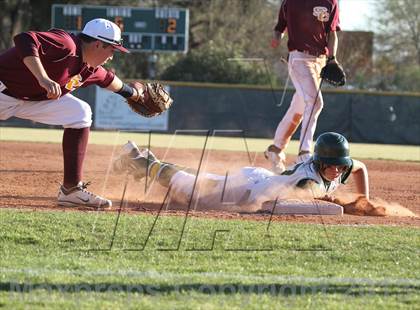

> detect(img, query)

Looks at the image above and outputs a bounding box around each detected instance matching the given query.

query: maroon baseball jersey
[274,0,341,56]
[0,29,114,101]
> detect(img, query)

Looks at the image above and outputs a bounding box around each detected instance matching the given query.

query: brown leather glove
[127,82,173,118]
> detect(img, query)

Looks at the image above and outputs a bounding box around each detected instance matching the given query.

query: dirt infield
[1,141,419,227]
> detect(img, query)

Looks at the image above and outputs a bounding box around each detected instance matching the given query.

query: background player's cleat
[264,144,286,174]
[57,181,112,208]
[295,150,312,164]
[111,140,142,174]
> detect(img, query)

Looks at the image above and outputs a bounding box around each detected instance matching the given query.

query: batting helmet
[313,132,352,167]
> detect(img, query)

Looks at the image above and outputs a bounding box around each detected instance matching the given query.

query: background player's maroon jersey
[274,0,341,56]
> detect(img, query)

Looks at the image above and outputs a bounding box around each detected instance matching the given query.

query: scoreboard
[51,4,189,53]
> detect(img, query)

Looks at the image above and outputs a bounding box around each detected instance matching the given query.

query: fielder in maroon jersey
[265,0,342,174]
[0,18,147,208]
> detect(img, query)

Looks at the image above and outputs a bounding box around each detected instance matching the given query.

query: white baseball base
[260,199,343,215]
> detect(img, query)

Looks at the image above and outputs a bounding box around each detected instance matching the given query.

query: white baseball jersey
[168,159,351,208]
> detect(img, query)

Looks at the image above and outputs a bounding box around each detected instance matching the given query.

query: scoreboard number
[52,4,189,53]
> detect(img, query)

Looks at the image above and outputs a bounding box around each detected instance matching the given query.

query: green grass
[0,210,419,309]
[1,127,419,161]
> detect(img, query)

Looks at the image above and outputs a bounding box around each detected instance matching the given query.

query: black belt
[1,88,14,97]
[294,49,325,57]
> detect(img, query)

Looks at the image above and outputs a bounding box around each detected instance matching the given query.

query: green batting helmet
[313,132,352,167]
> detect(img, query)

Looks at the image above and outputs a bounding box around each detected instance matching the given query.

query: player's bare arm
[271,31,284,48]
[351,159,369,199]
[22,56,62,99]
[327,31,338,62]
[106,75,123,93]
[106,76,145,101]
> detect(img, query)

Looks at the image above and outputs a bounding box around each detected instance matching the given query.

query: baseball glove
[320,62,346,87]
[127,82,173,118]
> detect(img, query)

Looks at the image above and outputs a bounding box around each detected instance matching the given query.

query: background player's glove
[127,82,173,118]
[320,62,346,87]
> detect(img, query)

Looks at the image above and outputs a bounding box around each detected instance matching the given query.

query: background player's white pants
[273,51,326,153]
[0,92,92,128]
[168,167,276,209]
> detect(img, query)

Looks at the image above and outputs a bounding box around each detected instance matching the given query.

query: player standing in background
[0,18,149,208]
[112,132,369,209]
[265,0,342,173]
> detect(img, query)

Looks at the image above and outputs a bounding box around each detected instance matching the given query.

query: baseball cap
[82,18,129,53]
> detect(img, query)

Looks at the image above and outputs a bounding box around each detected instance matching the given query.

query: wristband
[116,83,134,98]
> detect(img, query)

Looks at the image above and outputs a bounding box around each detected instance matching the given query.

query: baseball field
[0,127,419,309]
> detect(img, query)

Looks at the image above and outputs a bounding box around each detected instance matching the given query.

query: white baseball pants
[0,90,92,128]
[273,51,326,153]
